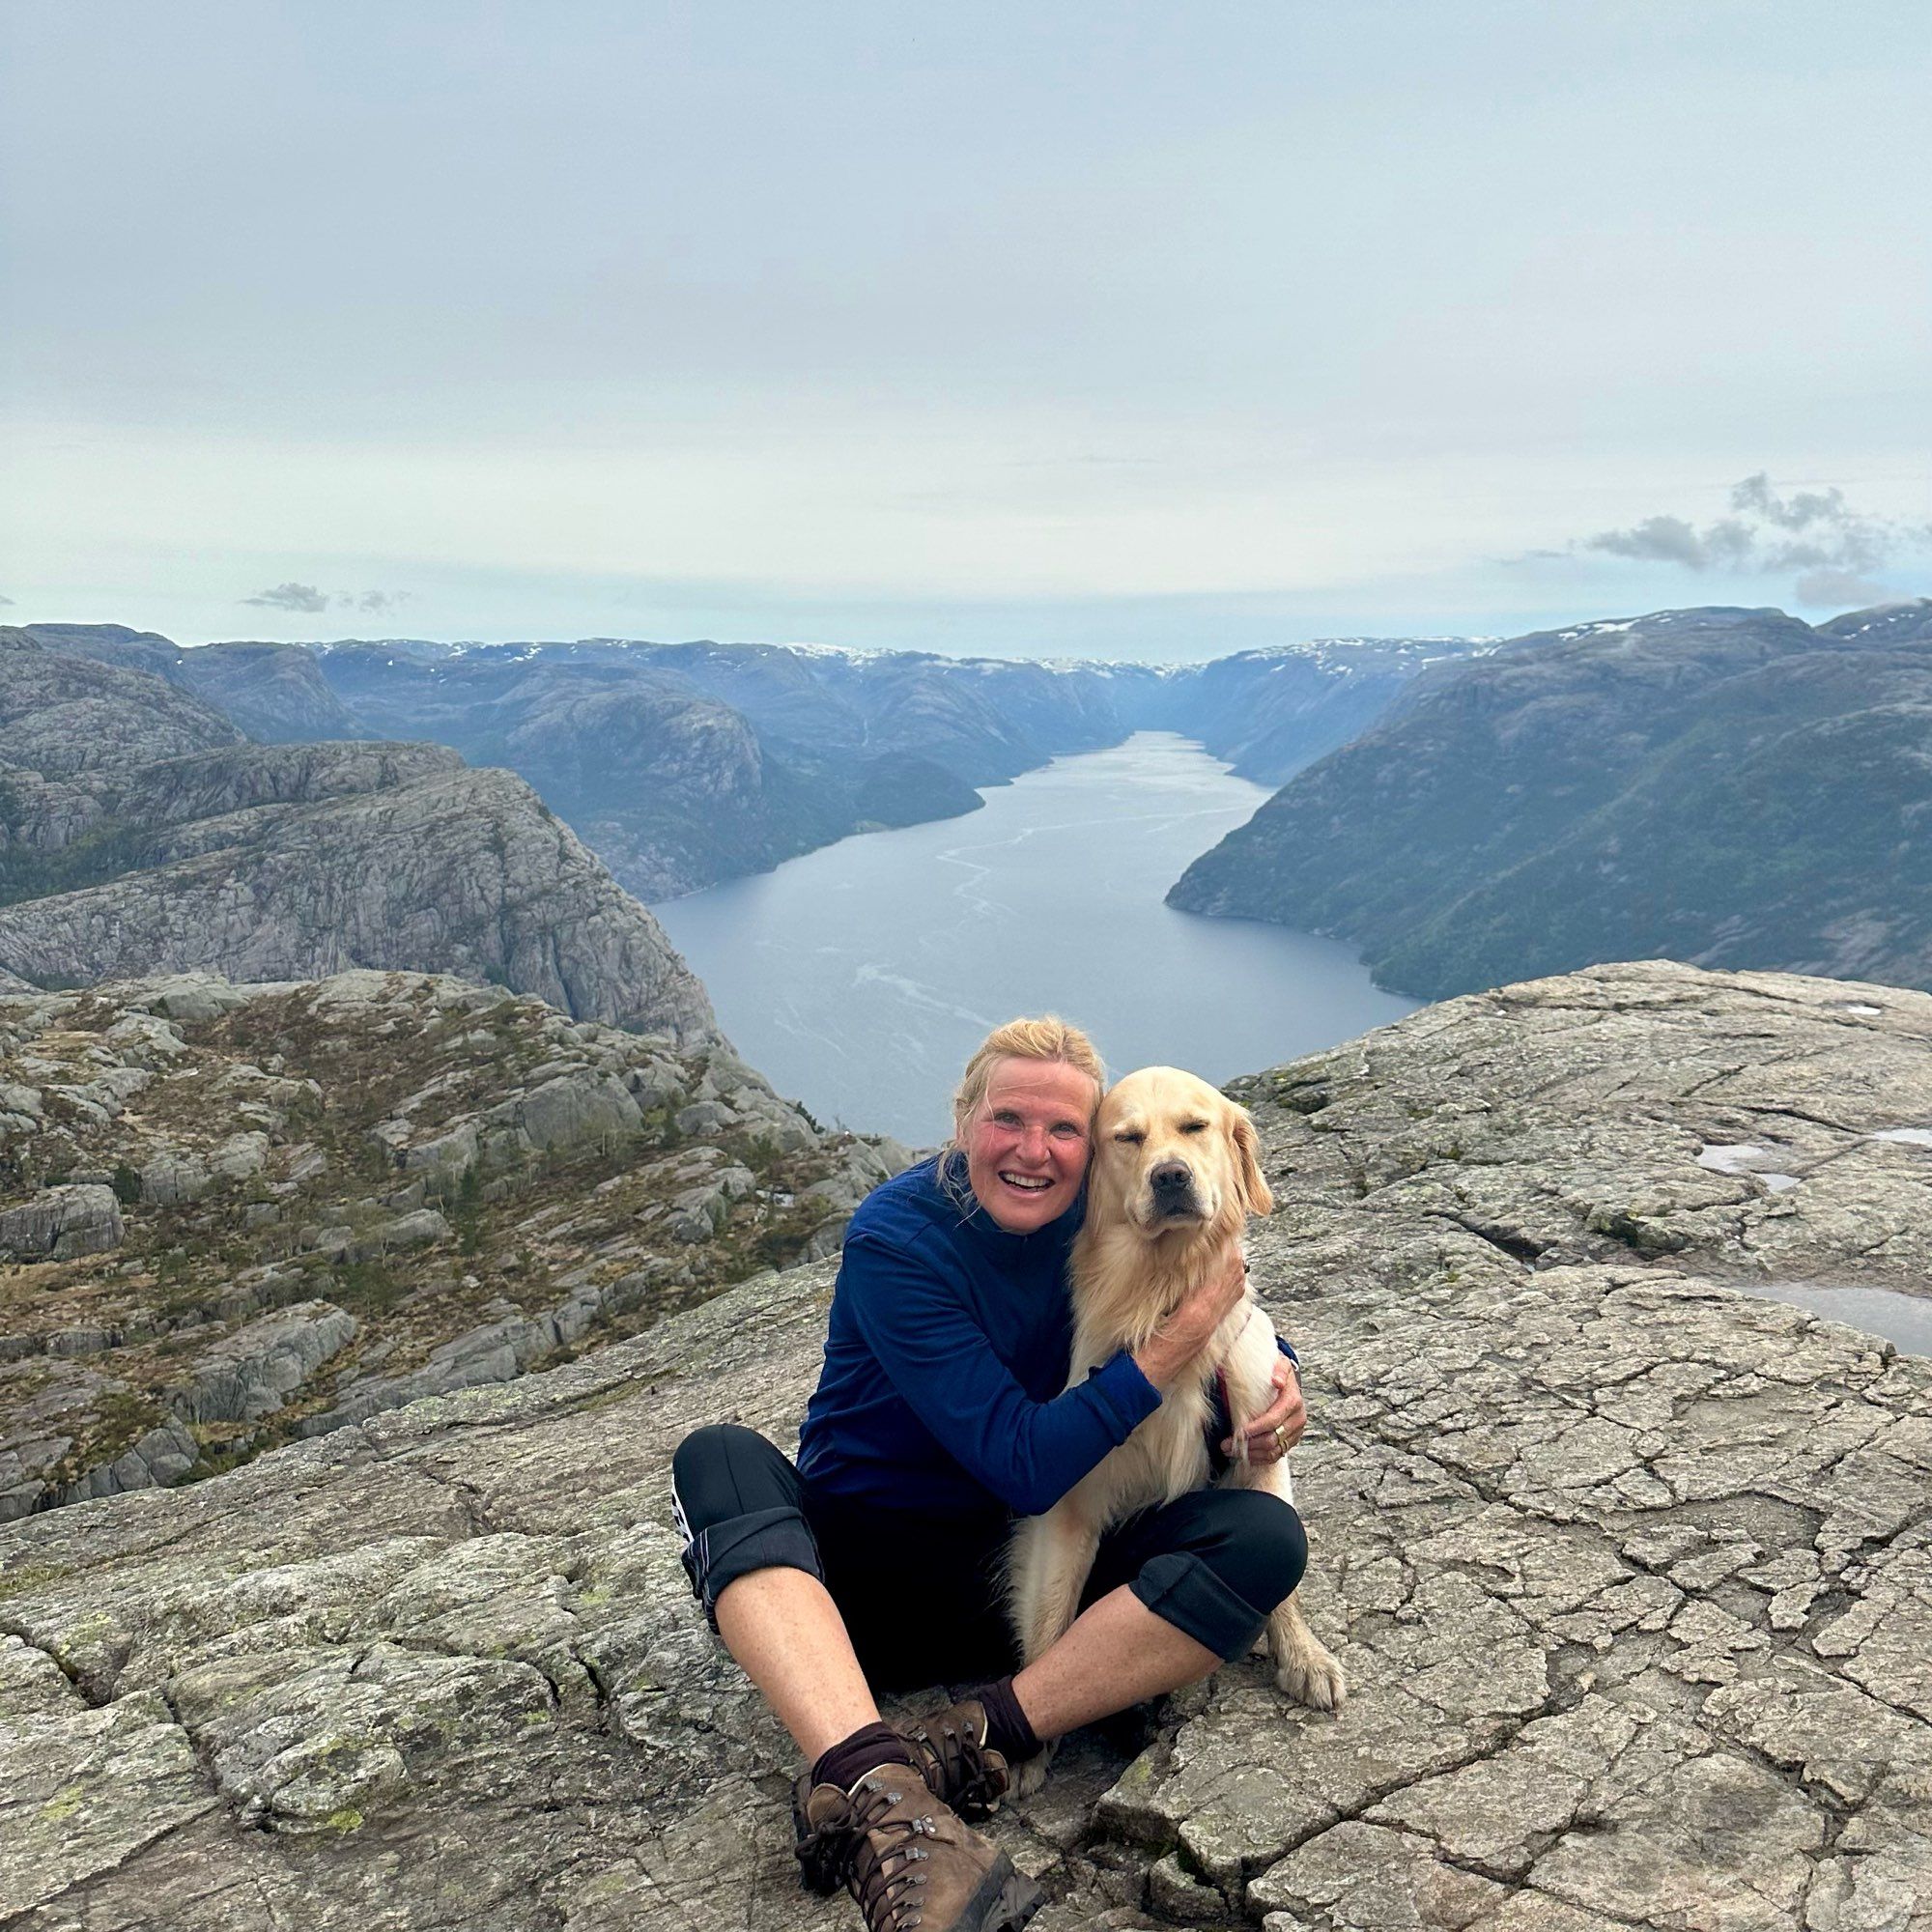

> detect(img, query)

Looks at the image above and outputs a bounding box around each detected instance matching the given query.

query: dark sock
[969,1674,1042,1764]
[811,1720,917,1794]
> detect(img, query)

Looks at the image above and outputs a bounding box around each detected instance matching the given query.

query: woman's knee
[1191,1488,1308,1613]
[669,1424,820,1628]
[671,1423,795,1528]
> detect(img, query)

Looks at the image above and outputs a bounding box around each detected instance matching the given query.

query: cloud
[0,592,13,606]
[1560,472,1931,609]
[1583,514,1754,571]
[1792,568,1894,608]
[243,581,330,612]
[242,582,413,616]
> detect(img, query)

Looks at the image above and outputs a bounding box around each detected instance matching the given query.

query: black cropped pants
[671,1422,1307,1690]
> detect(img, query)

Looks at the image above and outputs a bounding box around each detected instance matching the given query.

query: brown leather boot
[791,1768,1042,1931]
[899,1698,1009,1821]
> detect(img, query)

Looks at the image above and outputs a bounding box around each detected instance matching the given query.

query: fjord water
[653,732,1417,1144]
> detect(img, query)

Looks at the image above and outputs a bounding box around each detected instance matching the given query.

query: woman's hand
[1133,1245,1248,1389]
[1224,1355,1304,1463]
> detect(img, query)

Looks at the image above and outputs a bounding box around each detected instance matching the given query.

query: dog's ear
[1231,1105,1273,1217]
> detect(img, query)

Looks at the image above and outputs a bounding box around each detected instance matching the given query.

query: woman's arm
[839,1230,1161,1516]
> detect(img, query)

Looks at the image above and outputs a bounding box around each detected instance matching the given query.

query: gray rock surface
[0,753,714,1043]
[2,961,1929,1928]
[0,1183,123,1260]
[171,1303,360,1426]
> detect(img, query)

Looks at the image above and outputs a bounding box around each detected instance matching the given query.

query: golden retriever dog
[1006,1066,1345,1780]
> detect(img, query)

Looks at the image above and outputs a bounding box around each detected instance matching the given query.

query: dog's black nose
[1150,1160,1194,1199]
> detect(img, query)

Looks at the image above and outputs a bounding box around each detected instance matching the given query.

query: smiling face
[1090,1065,1273,1244]
[961,1056,1098,1234]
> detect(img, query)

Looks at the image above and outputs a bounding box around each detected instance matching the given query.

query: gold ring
[1273,1424,1289,1452]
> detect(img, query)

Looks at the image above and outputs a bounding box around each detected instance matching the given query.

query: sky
[3,2,1929,660]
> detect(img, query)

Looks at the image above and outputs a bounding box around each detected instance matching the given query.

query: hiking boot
[791,1769,1042,1930]
[899,1698,1009,1821]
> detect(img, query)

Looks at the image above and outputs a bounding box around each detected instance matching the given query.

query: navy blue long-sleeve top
[797,1155,1162,1518]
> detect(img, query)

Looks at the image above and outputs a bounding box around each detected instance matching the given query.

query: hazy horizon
[24,593,1931,668]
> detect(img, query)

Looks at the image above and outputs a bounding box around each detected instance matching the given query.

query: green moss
[563,1380,642,1415]
[38,1783,87,1823]
[0,1562,72,1601]
[323,1806,365,1833]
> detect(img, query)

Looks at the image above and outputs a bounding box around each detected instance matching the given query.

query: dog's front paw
[1275,1639,1348,1713]
[1006,1743,1056,1801]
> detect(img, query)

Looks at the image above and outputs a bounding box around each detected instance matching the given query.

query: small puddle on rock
[1695,1143,1801,1192]
[1726,1278,1932,1357]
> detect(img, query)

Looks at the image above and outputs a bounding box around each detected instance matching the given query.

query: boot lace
[907,1715,1001,1818]
[798,1778,938,1932]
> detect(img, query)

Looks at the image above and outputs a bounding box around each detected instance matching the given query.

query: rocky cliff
[0,630,243,777]
[2,961,1926,1929]
[1170,603,1932,1003]
[0,967,904,1522]
[0,633,714,1039]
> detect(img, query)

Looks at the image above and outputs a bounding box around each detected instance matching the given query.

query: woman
[672,1016,1309,1932]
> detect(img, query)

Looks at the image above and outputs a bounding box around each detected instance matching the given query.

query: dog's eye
[1179,1121,1208,1135]
[1114,1129,1145,1146]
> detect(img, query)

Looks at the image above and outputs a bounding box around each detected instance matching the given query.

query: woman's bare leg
[713,1568,881,1763]
[1009,1583,1218,1738]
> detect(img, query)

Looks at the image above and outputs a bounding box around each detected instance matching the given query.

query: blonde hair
[941,1015,1106,1207]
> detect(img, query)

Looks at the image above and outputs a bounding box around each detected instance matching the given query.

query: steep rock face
[0,760,714,1037]
[1171,605,1932,998]
[0,969,905,1520]
[1,962,1927,1928]
[0,740,462,904]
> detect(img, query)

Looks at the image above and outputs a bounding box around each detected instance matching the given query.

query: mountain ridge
[22,623,1494,899]
[1171,599,1932,1000]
